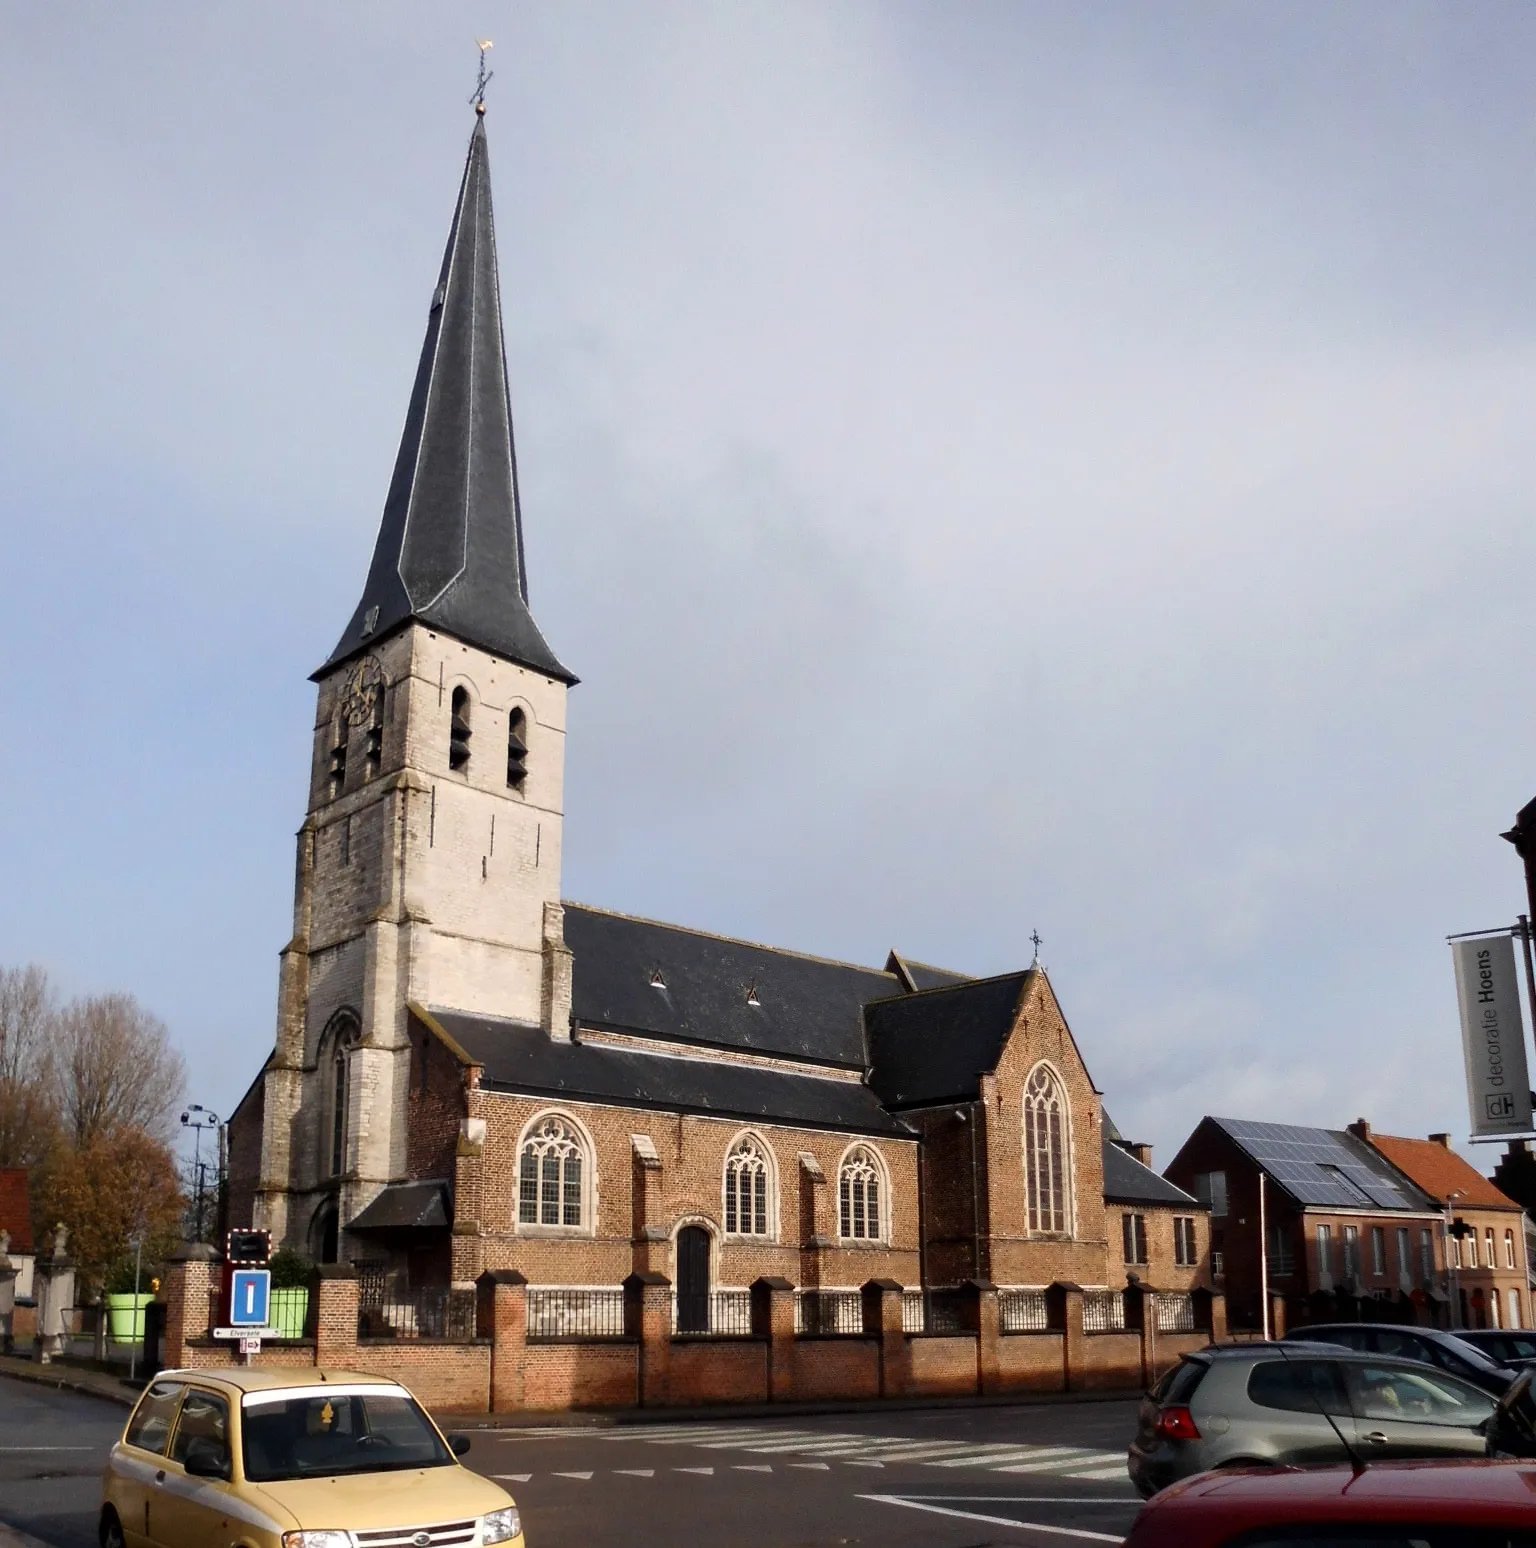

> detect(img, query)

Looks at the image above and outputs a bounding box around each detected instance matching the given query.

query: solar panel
[1216,1118,1431,1212]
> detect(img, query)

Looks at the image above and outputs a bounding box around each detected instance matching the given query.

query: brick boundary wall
[157,1251,1221,1413]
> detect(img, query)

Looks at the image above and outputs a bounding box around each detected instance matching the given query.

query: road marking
[614,1469,656,1477]
[890,1497,1135,1505]
[859,1495,1125,1542]
[1063,1466,1131,1481]
[674,1466,714,1474]
[843,1459,885,1468]
[788,1462,830,1470]
[552,1471,593,1480]
[852,1442,979,1461]
[0,1446,96,1452]
[733,1464,774,1472]
[927,1445,1084,1467]
[992,1451,1107,1474]
[709,1435,866,1452]
[493,1473,533,1482]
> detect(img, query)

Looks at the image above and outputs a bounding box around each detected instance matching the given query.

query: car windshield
[240,1388,453,1481]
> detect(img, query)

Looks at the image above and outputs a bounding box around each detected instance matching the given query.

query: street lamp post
[1445,1189,1466,1329]
[180,1106,219,1243]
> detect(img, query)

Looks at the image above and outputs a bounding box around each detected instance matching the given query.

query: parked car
[1456,1327,1536,1368]
[1124,1458,1536,1548]
[1285,1321,1517,1396]
[1488,1368,1536,1457]
[1128,1343,1497,1498]
[100,1367,524,1548]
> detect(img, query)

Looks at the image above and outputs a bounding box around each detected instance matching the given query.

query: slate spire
[318,112,574,683]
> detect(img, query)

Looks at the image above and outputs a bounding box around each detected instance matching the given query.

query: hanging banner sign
[1451,933,1534,1139]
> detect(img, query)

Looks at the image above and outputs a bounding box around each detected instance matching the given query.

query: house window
[518,1115,586,1228]
[1342,1225,1360,1283]
[838,1146,884,1241]
[1488,1228,1498,1272]
[1511,1290,1524,1329]
[1023,1063,1070,1235]
[724,1135,772,1237]
[1317,1224,1334,1290]
[449,686,472,772]
[1396,1226,1412,1291]
[1420,1228,1435,1287]
[507,707,529,791]
[1468,1230,1480,1270]
[1194,1171,1228,1219]
[1370,1226,1386,1277]
[1212,1249,1224,1279]
[1174,1217,1197,1268]
[1508,1229,1518,1271]
[1451,1233,1462,1271]
[1122,1213,1148,1266]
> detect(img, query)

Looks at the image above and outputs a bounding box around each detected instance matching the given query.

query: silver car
[1127,1342,1497,1497]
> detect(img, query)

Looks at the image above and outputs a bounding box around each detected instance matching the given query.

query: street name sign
[1452,933,1534,1139]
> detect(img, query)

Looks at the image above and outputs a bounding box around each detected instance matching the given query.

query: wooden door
[676,1225,711,1333]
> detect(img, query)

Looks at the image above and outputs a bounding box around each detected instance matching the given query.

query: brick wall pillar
[477,1269,528,1412]
[862,1278,909,1399]
[1125,1280,1156,1388]
[161,1242,219,1370]
[751,1276,796,1401]
[309,1264,359,1367]
[959,1279,1001,1395]
[625,1271,671,1407]
[1268,1292,1286,1339]
[1048,1280,1085,1393]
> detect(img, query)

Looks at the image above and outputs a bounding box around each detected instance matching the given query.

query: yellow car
[99,1367,524,1548]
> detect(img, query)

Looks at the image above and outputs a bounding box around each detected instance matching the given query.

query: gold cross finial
[472,40,494,114]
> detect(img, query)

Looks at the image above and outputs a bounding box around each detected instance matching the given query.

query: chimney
[1131,1143,1153,1168]
[1429,1132,1452,1150]
[1347,1118,1371,1143]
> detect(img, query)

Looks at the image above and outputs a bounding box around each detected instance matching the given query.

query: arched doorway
[676,1225,711,1333]
[310,1199,340,1265]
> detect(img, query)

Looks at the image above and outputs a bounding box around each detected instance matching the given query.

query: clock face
[340,655,385,726]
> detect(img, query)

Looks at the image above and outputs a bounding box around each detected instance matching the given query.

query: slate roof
[1367,1133,1521,1212]
[349,1179,451,1233]
[565,905,906,1070]
[1212,1117,1440,1213]
[0,1168,32,1254]
[864,972,1033,1110]
[1102,1141,1199,1207]
[427,1006,912,1137]
[318,114,573,684]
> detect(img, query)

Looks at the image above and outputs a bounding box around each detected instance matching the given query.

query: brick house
[225,110,1211,1328]
[1165,1117,1448,1332]
[0,1168,34,1301]
[1357,1123,1529,1331]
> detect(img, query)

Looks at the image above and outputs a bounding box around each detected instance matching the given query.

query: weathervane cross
[471,40,494,113]
[1030,929,1043,965]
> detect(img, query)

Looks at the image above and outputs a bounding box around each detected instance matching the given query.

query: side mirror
[447,1433,471,1457]
[183,1440,231,1480]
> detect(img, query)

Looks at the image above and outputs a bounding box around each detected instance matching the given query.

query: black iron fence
[527,1288,627,1341]
[1155,1292,1196,1333]
[358,1286,477,1341]
[673,1289,753,1337]
[900,1287,969,1334]
[795,1289,864,1335]
[999,1288,1050,1332]
[1082,1289,1126,1332]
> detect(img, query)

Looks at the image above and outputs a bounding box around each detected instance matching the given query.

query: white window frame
[836,1143,890,1244]
[722,1131,777,1241]
[514,1110,597,1237]
[1022,1061,1075,1238]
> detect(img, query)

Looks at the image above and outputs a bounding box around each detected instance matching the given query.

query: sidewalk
[0,1353,138,1408]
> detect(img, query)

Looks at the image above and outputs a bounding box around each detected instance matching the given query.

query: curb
[0,1357,138,1408]
[0,1523,57,1548]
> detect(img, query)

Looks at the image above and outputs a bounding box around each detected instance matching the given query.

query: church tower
[255,109,577,1257]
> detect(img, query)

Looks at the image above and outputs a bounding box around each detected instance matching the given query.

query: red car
[1125,1459,1536,1547]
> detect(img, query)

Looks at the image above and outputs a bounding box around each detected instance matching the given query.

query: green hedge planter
[270,1287,309,1339]
[105,1293,152,1343]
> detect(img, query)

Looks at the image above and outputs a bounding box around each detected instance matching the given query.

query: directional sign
[229,1268,271,1329]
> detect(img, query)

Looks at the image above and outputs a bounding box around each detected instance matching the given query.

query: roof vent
[745,983,760,1007]
[648,968,666,989]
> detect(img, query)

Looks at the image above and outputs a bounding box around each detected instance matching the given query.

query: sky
[4,2,1536,1172]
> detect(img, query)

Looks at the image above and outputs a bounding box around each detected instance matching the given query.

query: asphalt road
[0,1376,1145,1547]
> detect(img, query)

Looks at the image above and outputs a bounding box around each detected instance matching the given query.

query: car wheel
[99,1509,126,1548]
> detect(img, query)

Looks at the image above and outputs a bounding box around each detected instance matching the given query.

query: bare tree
[54,993,186,1149]
[0,964,59,1167]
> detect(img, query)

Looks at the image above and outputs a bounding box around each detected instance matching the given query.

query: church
[225,109,1209,1323]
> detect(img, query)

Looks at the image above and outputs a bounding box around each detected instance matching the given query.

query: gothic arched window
[320,1010,360,1179]
[1023,1062,1071,1235]
[723,1135,772,1236]
[518,1114,587,1229]
[838,1145,886,1241]
[449,686,472,772]
[507,707,529,791]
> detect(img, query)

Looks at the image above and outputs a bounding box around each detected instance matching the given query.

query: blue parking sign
[230,1268,271,1328]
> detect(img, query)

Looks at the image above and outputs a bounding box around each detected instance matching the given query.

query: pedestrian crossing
[594,1423,1129,1481]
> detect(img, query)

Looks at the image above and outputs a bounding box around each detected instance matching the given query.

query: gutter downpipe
[1259,1171,1270,1341]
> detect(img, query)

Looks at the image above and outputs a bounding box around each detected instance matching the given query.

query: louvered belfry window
[518,1116,584,1227]
[449,686,472,772]
[839,1147,883,1240]
[1024,1064,1069,1235]
[724,1137,770,1236]
[507,707,529,790]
